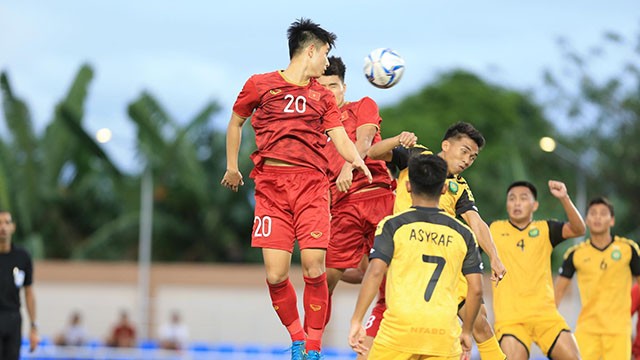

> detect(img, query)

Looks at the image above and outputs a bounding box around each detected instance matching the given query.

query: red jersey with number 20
[325,97,393,205]
[233,71,344,174]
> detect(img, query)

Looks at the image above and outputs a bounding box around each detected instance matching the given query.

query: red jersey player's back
[233,70,343,174]
[324,97,393,205]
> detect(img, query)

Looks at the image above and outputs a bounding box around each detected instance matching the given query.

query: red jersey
[632,283,640,357]
[233,71,343,174]
[325,97,393,205]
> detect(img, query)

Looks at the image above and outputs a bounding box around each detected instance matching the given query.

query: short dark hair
[442,122,485,149]
[507,181,538,200]
[323,56,346,82]
[287,18,337,60]
[587,196,614,217]
[408,154,448,199]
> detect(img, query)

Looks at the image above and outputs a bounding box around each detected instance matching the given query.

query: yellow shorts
[495,315,570,356]
[368,341,459,360]
[575,331,630,360]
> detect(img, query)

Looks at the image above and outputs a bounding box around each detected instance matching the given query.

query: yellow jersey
[371,206,483,356]
[489,219,566,323]
[559,236,640,335]
[391,145,478,216]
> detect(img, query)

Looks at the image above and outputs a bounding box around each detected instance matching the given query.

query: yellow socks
[477,336,507,360]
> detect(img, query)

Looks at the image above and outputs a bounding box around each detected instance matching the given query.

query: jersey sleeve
[629,241,640,276]
[390,147,410,171]
[24,250,33,287]
[547,220,565,247]
[558,248,576,278]
[321,90,344,132]
[370,217,395,265]
[232,76,260,118]
[462,231,483,275]
[455,188,479,216]
[355,97,382,129]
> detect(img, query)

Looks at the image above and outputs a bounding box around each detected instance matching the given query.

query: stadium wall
[27,261,583,355]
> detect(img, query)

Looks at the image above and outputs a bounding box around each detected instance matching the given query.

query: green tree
[543,28,640,239]
[380,70,570,222]
[73,92,259,262]
[1,65,122,258]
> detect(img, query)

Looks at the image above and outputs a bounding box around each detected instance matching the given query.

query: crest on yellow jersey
[448,181,458,194]
[611,247,622,261]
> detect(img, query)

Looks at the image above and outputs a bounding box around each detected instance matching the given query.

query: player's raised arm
[221,113,247,192]
[548,180,586,239]
[327,127,372,183]
[335,124,377,192]
[367,131,417,162]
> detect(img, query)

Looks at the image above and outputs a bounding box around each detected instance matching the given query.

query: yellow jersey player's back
[349,153,484,360]
[363,122,507,360]
[373,207,482,355]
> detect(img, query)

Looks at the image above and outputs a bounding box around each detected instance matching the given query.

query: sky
[1,1,638,172]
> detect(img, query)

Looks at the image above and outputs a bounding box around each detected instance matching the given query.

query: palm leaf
[57,104,122,178]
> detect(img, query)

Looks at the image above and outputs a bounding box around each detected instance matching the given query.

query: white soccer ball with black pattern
[363,48,405,89]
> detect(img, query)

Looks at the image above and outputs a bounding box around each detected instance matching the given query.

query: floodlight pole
[138,166,153,341]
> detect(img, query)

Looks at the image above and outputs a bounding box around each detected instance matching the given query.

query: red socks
[267,278,305,342]
[303,273,328,352]
[268,274,329,352]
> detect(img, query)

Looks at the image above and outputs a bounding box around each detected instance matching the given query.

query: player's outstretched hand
[352,158,372,183]
[221,169,244,192]
[348,321,368,355]
[490,257,507,286]
[336,164,354,193]
[459,331,472,360]
[548,180,568,199]
[397,131,417,148]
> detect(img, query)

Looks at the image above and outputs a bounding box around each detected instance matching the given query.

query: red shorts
[365,279,387,338]
[326,188,394,269]
[251,165,330,252]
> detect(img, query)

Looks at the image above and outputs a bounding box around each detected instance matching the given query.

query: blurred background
[1,1,638,359]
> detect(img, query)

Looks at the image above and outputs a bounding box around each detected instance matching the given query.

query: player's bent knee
[472,315,495,340]
[265,273,289,285]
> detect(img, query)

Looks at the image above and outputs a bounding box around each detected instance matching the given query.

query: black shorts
[0,311,22,360]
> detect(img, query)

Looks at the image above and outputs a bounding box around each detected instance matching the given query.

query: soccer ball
[363,48,405,89]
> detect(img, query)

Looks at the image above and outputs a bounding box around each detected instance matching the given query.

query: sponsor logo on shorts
[310,231,323,239]
[310,304,322,311]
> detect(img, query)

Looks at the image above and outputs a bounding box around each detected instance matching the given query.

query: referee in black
[0,209,39,359]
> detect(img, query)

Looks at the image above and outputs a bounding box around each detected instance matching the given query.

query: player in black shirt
[0,210,38,359]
